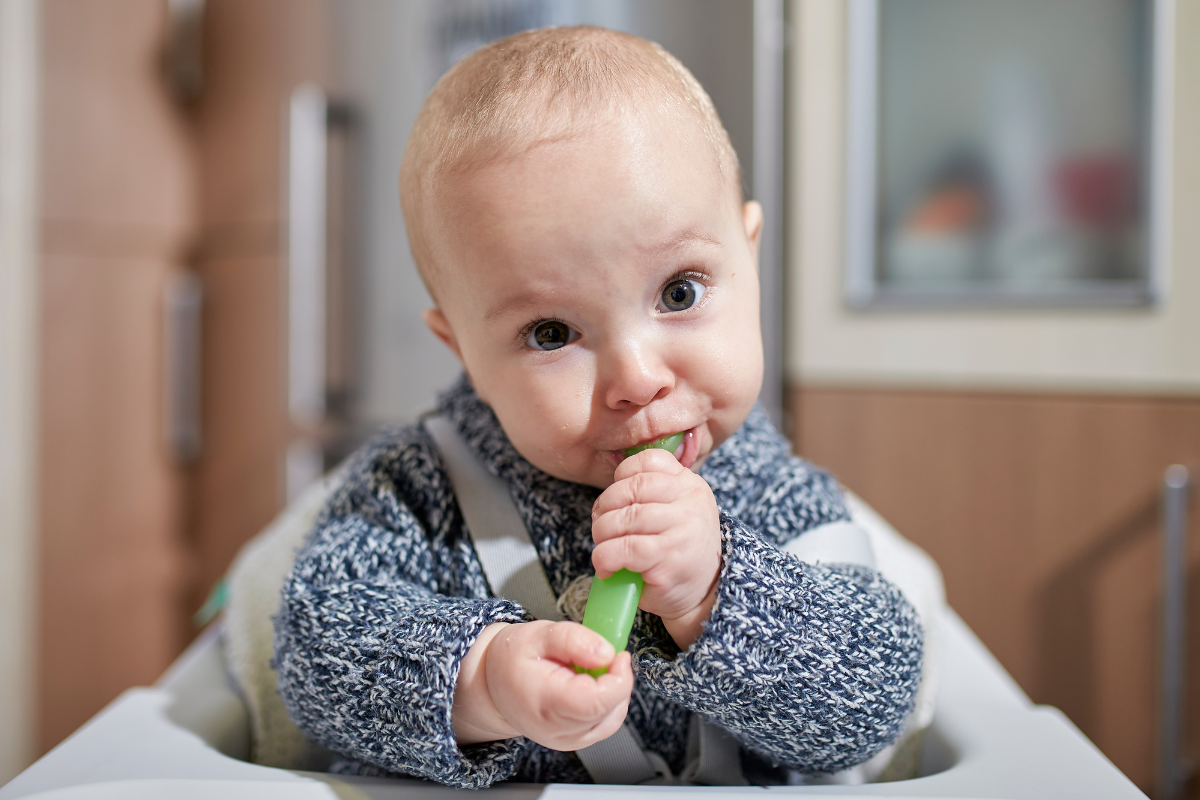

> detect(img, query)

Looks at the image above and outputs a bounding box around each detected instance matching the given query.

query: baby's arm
[273,429,531,788]
[602,453,923,775]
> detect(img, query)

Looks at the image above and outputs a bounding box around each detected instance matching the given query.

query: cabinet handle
[163,270,203,463]
[1160,464,1192,800]
[287,84,329,428]
[285,85,355,501]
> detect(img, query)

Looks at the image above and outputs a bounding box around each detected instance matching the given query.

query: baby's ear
[742,201,763,266]
[423,308,464,363]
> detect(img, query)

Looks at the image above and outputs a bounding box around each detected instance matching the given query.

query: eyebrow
[483,289,546,324]
[649,226,723,254]
[482,227,725,323]
[482,227,724,324]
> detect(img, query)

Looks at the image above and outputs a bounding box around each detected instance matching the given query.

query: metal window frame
[843,0,1174,310]
[755,0,786,427]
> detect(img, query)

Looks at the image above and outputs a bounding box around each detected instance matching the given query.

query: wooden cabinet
[37,0,194,752]
[35,0,332,754]
[790,387,1200,793]
[189,0,332,631]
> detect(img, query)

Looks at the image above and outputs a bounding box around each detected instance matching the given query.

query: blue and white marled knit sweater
[273,375,923,788]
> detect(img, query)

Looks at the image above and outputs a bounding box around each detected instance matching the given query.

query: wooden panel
[40,0,195,238]
[37,255,187,752]
[36,0,335,755]
[197,0,332,233]
[790,385,1200,794]
[37,0,195,753]
[188,0,333,610]
[190,255,284,611]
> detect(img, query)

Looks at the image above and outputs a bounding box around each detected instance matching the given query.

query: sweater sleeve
[272,430,531,789]
[630,513,924,775]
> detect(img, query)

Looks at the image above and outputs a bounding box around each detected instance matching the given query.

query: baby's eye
[525,320,579,351]
[658,278,706,313]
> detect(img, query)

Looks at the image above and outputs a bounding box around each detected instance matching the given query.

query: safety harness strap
[425,415,662,785]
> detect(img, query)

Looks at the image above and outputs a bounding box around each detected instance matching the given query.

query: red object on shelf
[1054,154,1134,229]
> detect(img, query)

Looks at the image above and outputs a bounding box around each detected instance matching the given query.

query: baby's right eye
[525,320,579,351]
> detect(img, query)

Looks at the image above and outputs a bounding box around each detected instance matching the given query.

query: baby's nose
[601,342,674,409]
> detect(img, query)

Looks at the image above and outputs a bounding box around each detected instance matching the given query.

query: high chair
[0,465,1148,799]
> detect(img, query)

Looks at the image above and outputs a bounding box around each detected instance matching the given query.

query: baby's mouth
[607,427,701,470]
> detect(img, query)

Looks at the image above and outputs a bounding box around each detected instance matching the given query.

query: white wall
[789,0,1200,395]
[333,0,460,426]
[334,0,764,426]
[0,0,39,781]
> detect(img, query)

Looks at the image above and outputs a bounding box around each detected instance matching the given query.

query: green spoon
[577,432,685,676]
[621,432,684,458]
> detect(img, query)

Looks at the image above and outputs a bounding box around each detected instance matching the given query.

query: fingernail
[595,640,615,659]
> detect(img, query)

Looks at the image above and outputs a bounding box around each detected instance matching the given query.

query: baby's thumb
[545,621,616,671]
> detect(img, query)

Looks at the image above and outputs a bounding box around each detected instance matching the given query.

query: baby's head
[402,26,764,489]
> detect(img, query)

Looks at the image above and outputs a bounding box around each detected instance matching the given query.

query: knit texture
[273,375,922,788]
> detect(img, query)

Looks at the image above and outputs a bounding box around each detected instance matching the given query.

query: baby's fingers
[540,620,615,671]
[592,532,665,578]
[576,692,632,748]
[613,448,686,482]
[593,470,682,520]
[550,652,634,723]
[591,502,677,544]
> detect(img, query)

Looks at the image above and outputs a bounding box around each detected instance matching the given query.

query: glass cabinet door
[845,0,1169,307]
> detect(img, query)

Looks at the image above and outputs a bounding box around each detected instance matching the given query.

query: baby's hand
[591,449,722,650]
[453,621,633,751]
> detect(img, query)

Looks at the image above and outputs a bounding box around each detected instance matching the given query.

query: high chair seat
[0,484,1149,799]
[224,442,943,783]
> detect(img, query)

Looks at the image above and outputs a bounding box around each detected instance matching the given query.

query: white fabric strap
[576,727,661,785]
[681,714,748,786]
[425,415,563,622]
[425,415,664,785]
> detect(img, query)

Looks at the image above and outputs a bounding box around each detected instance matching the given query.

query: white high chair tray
[0,607,1145,800]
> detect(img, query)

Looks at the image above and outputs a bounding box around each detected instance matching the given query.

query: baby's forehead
[401,26,741,301]
[464,91,734,188]
[422,112,741,298]
[461,105,739,216]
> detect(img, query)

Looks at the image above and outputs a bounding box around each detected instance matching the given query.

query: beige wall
[0,0,40,782]
[789,0,1200,396]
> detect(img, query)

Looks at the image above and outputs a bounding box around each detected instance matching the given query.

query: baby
[274,26,922,788]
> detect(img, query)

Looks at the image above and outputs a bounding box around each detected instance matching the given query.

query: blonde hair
[400,25,741,300]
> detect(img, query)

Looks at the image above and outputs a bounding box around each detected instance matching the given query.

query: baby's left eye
[658,278,706,313]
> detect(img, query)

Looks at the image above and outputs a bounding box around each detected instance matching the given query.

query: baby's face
[423,113,764,489]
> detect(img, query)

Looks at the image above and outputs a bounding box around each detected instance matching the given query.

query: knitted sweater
[273,375,923,788]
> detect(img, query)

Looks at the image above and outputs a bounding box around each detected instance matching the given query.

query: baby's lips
[610,428,699,469]
[676,429,700,469]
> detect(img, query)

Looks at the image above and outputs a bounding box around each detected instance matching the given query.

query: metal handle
[163,270,203,463]
[285,85,356,502]
[753,0,785,431]
[1160,464,1192,800]
[287,84,329,428]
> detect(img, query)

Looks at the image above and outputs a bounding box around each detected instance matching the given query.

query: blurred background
[0,0,1197,796]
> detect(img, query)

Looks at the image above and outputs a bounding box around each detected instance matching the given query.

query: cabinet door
[37,0,193,753]
[189,0,333,627]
